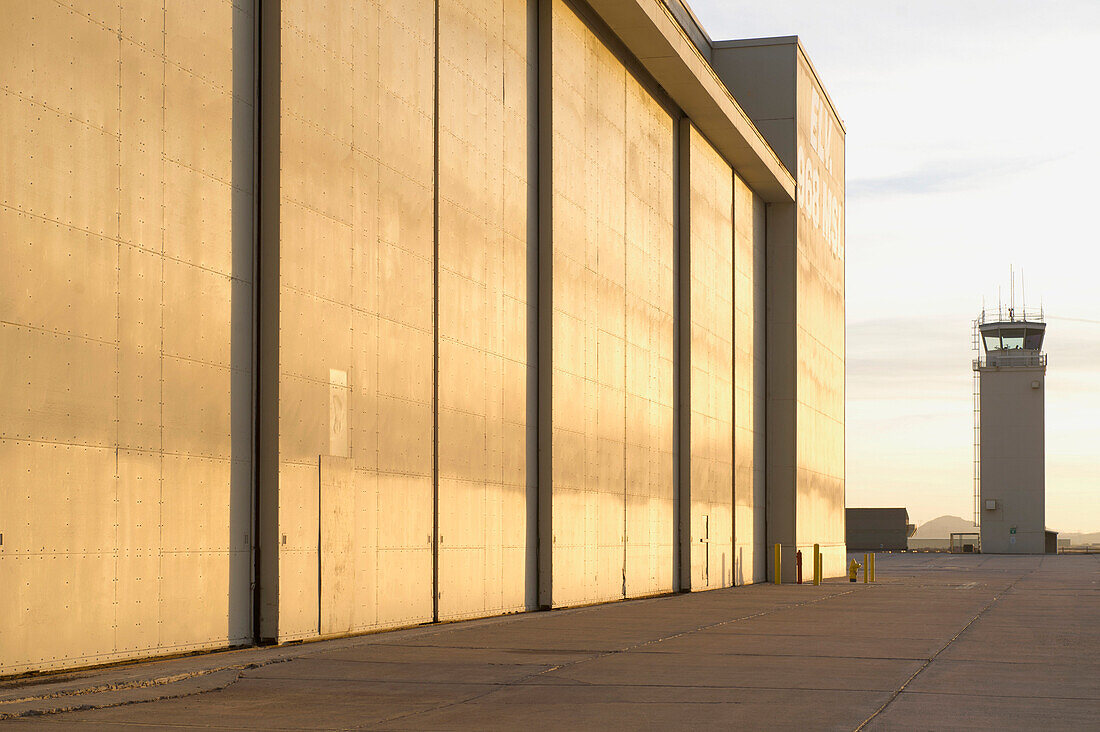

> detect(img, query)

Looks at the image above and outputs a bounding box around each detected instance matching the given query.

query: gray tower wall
[979,367,1046,553]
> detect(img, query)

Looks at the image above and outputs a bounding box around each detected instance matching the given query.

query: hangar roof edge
[585,0,796,202]
[661,3,845,135]
[711,35,846,134]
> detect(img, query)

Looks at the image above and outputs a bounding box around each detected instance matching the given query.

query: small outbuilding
[846,508,913,551]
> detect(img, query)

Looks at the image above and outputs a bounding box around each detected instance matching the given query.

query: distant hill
[913,515,1099,544]
[912,515,977,539]
[1061,532,1100,545]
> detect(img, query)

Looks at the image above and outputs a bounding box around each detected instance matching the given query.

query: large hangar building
[0,0,845,674]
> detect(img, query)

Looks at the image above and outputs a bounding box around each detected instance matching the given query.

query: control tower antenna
[1010,264,1015,319]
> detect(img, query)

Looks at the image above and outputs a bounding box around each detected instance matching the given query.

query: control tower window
[1000,327,1025,349]
[984,334,1001,351]
[1024,328,1044,350]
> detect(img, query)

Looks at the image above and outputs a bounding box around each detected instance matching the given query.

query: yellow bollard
[817,551,822,584]
[863,553,869,583]
[870,552,876,582]
[774,543,781,585]
[813,543,821,586]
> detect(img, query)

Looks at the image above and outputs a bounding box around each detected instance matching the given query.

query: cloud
[848,154,1064,198]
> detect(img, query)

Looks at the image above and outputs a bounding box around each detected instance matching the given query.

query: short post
[796,550,803,584]
[813,543,821,586]
[863,553,869,583]
[774,543,781,585]
[870,553,876,582]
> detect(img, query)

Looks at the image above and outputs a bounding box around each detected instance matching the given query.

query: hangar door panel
[277,0,437,639]
[435,0,532,622]
[733,175,767,584]
[685,124,735,592]
[549,0,674,607]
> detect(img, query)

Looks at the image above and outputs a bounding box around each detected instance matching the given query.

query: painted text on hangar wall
[796,79,843,262]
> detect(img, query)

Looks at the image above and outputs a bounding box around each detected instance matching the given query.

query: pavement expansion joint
[901,689,1100,702]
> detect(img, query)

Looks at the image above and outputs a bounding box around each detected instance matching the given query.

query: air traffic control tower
[973,307,1047,553]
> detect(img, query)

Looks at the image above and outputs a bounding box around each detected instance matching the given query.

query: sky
[690,1,1100,532]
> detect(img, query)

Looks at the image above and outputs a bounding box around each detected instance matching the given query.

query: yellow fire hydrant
[848,558,861,583]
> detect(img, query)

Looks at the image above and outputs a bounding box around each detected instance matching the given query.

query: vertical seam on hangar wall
[316,465,320,634]
[525,0,541,613]
[673,117,690,593]
[157,0,168,645]
[622,70,629,601]
[759,198,767,579]
[250,0,262,645]
[788,52,797,558]
[536,0,554,610]
[841,130,846,547]
[431,0,441,624]
[256,0,281,643]
[726,158,734,581]
[114,0,123,646]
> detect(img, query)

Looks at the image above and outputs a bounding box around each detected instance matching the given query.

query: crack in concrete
[0,670,241,722]
[0,668,231,706]
[0,659,295,721]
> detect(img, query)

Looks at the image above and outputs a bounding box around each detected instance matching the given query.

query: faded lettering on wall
[797,86,843,260]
